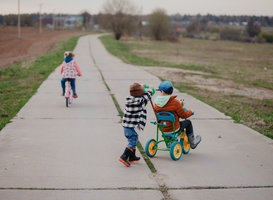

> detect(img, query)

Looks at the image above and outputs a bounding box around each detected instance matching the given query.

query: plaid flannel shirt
[122,91,152,130]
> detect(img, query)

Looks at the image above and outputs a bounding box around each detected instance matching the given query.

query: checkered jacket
[122,91,152,130]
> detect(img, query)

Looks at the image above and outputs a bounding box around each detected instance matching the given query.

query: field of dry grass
[119,36,273,98]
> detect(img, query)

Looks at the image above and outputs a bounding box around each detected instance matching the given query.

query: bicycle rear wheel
[69,89,73,104]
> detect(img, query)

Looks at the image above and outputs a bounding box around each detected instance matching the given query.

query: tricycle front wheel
[170,142,182,161]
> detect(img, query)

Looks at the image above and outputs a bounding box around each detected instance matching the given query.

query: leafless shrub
[101,0,140,40]
[147,8,171,40]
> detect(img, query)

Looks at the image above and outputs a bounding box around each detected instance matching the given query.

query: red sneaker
[73,94,78,98]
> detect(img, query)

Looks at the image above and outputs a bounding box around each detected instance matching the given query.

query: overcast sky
[1,0,272,16]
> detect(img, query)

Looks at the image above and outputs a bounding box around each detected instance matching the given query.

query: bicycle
[65,79,73,107]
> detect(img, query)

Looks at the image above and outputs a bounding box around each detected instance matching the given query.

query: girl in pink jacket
[60,51,82,98]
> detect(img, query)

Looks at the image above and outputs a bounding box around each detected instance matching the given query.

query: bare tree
[246,19,261,38]
[147,8,171,40]
[186,18,208,36]
[102,0,140,40]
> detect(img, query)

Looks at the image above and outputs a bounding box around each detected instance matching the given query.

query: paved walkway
[0,34,273,200]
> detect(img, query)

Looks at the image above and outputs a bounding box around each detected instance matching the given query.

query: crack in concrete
[1,185,272,191]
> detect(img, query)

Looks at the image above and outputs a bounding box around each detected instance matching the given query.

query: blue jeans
[124,127,138,149]
[61,78,76,93]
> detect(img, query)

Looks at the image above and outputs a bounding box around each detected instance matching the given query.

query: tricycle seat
[157,111,180,133]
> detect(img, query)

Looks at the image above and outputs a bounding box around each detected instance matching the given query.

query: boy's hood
[154,95,171,107]
[64,56,73,63]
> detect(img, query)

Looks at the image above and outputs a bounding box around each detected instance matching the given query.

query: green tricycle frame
[145,111,191,161]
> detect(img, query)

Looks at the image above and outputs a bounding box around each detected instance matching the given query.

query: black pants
[179,119,193,136]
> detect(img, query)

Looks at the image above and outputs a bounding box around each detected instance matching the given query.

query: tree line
[1,0,273,43]
[1,13,272,28]
[98,0,273,43]
[169,14,273,27]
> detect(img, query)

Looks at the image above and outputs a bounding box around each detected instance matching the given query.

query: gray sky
[1,0,272,16]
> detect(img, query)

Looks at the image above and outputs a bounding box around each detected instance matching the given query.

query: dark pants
[179,119,194,136]
[61,78,76,94]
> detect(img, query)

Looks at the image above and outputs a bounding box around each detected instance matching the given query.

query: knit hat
[130,83,144,97]
[64,51,75,58]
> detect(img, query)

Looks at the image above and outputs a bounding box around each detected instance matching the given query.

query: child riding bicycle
[60,51,82,98]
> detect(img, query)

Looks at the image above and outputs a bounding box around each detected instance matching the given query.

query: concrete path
[0,34,273,200]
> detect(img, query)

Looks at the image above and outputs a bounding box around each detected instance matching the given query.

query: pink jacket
[60,60,82,78]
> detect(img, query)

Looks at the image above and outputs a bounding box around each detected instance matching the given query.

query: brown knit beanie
[130,83,144,97]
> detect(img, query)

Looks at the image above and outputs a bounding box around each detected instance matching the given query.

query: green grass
[0,36,82,131]
[99,35,273,139]
[99,35,224,75]
[99,35,166,66]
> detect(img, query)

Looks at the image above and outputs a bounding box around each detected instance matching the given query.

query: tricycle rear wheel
[181,135,190,154]
[145,139,157,158]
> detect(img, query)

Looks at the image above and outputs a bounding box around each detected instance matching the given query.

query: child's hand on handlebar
[143,84,156,96]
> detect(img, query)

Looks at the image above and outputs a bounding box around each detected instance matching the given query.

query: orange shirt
[153,95,193,132]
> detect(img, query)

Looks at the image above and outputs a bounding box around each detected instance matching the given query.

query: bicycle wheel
[170,142,182,161]
[181,135,191,154]
[145,139,157,158]
[66,97,69,107]
[69,89,73,104]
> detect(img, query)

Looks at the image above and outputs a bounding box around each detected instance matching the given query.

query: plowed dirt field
[0,27,83,68]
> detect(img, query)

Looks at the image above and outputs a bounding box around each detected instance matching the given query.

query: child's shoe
[188,134,201,149]
[119,147,132,167]
[129,148,140,164]
[73,93,78,98]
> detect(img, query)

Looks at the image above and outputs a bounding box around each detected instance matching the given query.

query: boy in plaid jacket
[119,83,155,167]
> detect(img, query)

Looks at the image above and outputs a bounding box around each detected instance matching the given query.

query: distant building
[41,18,53,27]
[52,16,66,28]
[65,16,83,28]
[51,15,83,29]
